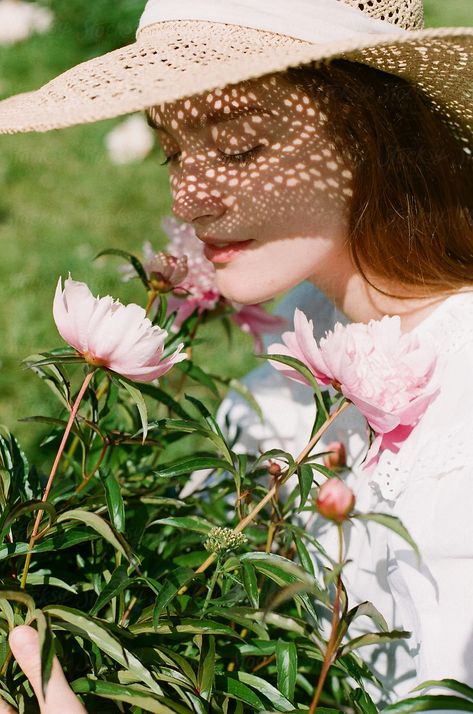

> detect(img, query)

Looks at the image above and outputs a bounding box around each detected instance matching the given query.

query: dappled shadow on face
[147,72,353,245]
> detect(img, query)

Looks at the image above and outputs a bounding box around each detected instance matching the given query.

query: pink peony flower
[53,276,186,382]
[323,441,347,471]
[269,309,439,467]
[316,479,355,523]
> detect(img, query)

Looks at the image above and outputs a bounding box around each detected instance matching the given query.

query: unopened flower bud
[148,253,188,293]
[323,441,347,471]
[204,527,248,555]
[316,479,355,523]
[268,461,282,477]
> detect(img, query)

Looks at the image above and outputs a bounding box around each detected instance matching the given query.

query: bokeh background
[0,0,472,454]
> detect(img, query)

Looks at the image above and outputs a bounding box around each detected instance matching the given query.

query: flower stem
[201,558,221,618]
[20,370,96,590]
[193,399,351,577]
[309,524,344,714]
[145,290,157,317]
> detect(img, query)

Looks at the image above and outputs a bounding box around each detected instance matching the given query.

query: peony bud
[267,461,282,477]
[148,253,188,293]
[323,441,347,471]
[316,479,355,523]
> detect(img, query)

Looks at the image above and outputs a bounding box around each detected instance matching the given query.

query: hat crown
[338,0,424,30]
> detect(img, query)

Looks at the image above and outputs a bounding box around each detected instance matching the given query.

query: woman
[0,0,472,710]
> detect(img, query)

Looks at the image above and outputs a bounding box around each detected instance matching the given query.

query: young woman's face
[148,72,355,304]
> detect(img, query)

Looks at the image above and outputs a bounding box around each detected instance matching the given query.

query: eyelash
[160,146,263,167]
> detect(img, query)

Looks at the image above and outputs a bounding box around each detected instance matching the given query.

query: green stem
[309,524,344,714]
[201,559,221,618]
[20,370,96,589]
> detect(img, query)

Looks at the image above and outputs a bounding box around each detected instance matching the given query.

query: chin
[215,264,302,304]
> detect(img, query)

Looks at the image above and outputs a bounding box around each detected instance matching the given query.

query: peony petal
[53,277,98,354]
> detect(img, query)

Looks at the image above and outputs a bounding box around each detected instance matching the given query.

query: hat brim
[0,20,472,153]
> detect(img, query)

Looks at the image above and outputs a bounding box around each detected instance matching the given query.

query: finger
[9,626,86,714]
[0,697,17,713]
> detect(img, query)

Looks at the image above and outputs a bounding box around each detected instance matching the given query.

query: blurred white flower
[105,115,155,165]
[0,0,53,46]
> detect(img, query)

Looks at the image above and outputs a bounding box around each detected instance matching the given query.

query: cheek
[213,234,348,304]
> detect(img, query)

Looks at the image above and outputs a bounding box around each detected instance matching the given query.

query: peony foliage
[0,242,468,714]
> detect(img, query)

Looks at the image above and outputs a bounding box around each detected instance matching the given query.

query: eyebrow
[146,105,270,132]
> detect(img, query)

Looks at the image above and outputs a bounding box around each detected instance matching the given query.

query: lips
[199,237,254,264]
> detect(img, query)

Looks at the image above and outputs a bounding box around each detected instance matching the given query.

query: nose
[171,169,227,225]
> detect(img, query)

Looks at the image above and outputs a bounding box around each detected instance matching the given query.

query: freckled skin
[148,72,355,305]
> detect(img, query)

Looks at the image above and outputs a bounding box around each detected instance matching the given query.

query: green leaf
[176,361,220,397]
[213,608,269,641]
[101,470,125,533]
[133,382,193,420]
[154,293,168,327]
[185,394,233,463]
[152,568,196,625]
[297,465,314,511]
[236,672,294,712]
[215,675,266,710]
[34,610,55,699]
[241,562,259,609]
[56,509,133,562]
[0,426,32,501]
[131,618,242,638]
[276,640,297,702]
[155,456,232,479]
[259,353,327,416]
[118,378,149,442]
[0,500,57,541]
[355,513,419,560]
[26,574,77,594]
[24,352,84,368]
[294,536,315,577]
[253,449,295,473]
[416,680,473,701]
[304,462,336,479]
[0,528,99,560]
[240,553,315,585]
[337,601,388,645]
[45,606,163,695]
[90,565,130,616]
[351,687,379,714]
[0,591,35,620]
[340,629,410,656]
[72,678,190,713]
[383,695,473,713]
[197,635,215,701]
[20,358,70,410]
[152,516,214,534]
[240,553,322,621]
[0,599,15,630]
[95,248,149,288]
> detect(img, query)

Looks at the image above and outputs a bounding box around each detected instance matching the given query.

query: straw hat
[0,0,471,157]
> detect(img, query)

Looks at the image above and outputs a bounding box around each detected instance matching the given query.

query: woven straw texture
[0,0,471,157]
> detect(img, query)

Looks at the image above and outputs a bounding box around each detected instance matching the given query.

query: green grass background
[0,0,471,454]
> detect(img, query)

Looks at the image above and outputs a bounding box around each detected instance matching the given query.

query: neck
[311,269,450,333]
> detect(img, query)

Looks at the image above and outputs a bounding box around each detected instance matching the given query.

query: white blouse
[200,284,473,704]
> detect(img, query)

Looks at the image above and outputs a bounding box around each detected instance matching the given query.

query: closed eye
[218,146,263,166]
[161,146,263,168]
